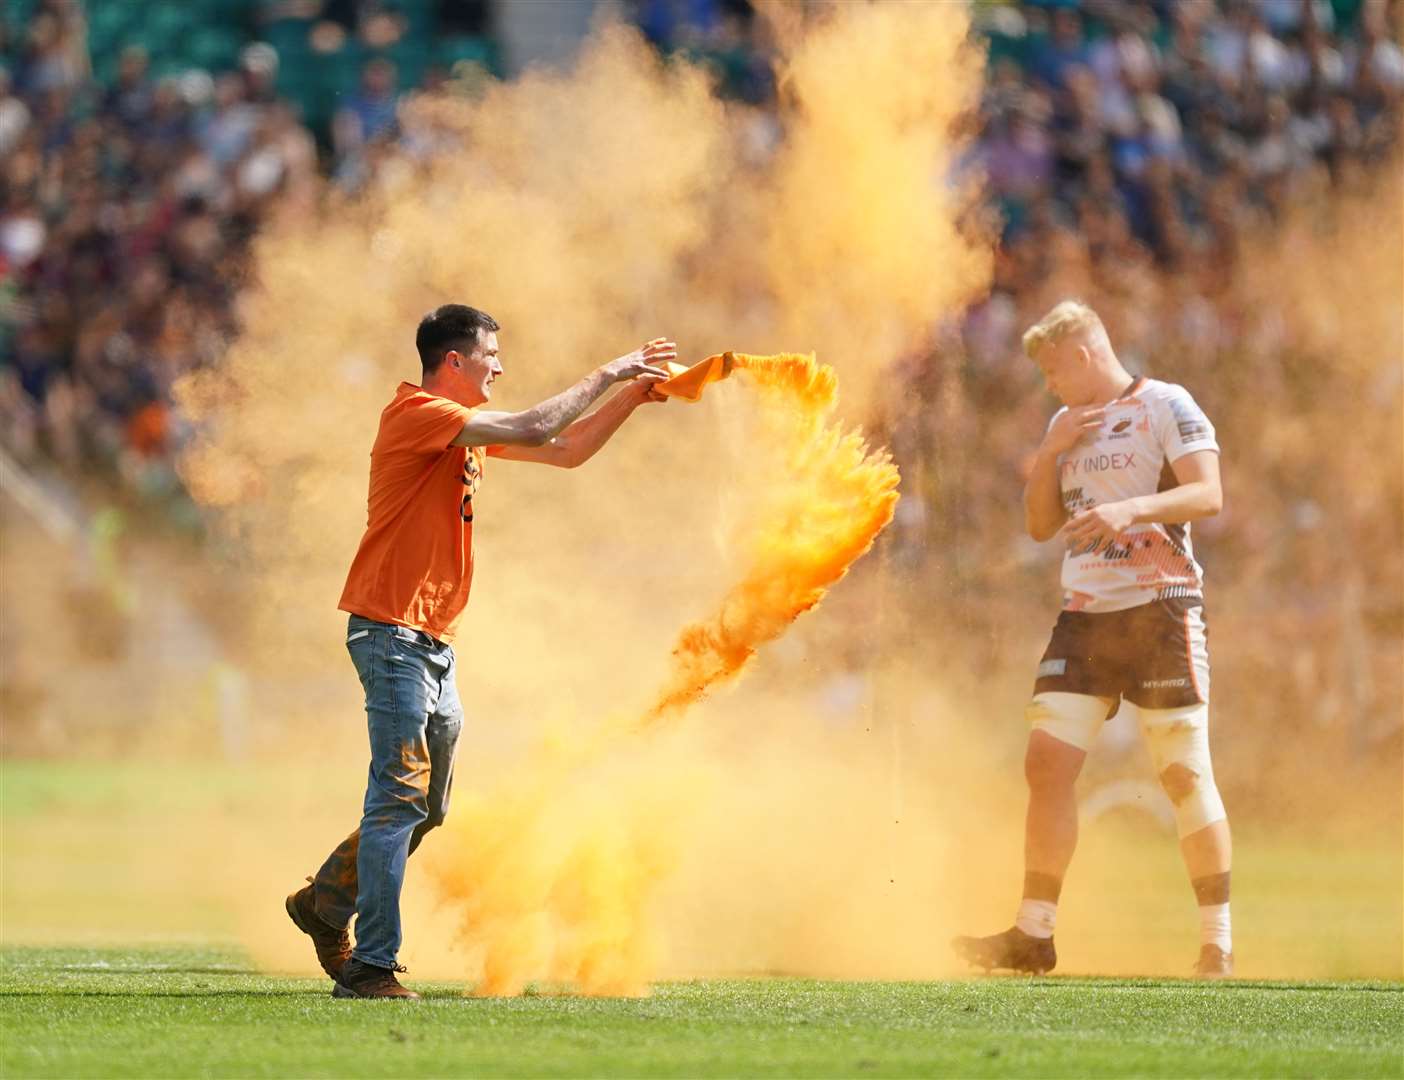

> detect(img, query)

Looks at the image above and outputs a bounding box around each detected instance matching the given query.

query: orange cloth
[655,352,734,402]
[339,382,485,643]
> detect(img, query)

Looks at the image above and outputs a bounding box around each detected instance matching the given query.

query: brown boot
[1194,944,1234,978]
[332,958,421,1000]
[285,878,352,981]
[952,926,1057,975]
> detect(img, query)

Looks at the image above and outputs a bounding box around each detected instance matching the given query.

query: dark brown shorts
[1033,597,1209,709]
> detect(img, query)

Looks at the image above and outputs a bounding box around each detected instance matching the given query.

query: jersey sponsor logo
[1141,677,1188,689]
[1061,485,1092,513]
[1064,451,1137,475]
[1070,529,1199,586]
[1038,659,1067,678]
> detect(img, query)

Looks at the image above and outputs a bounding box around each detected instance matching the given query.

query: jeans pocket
[347,633,378,697]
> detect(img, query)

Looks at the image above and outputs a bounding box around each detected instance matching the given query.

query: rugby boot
[1194,944,1234,978]
[285,877,351,981]
[332,958,421,1000]
[952,926,1057,974]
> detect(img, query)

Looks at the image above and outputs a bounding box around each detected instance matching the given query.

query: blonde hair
[1021,300,1107,358]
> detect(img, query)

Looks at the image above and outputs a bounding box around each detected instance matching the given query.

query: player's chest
[1059,404,1158,487]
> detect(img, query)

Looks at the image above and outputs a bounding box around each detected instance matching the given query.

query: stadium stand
[0,0,1398,567]
[0,0,499,507]
[3,0,1398,496]
[0,0,1398,759]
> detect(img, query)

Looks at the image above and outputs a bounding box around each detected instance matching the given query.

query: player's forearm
[550,390,639,468]
[1126,481,1223,525]
[1024,450,1067,541]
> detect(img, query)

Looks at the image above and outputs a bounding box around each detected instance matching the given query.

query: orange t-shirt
[338,382,486,643]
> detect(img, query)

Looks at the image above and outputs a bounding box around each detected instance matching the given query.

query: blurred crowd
[965,0,1400,358]
[641,0,1403,750]
[0,0,1398,757]
[3,0,1399,503]
[0,0,475,499]
[2,4,308,500]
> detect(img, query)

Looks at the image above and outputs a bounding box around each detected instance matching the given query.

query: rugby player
[285,304,675,999]
[953,300,1233,978]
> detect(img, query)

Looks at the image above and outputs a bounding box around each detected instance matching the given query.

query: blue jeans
[310,615,462,970]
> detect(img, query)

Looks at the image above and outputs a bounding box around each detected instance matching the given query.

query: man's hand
[601,338,676,384]
[622,374,669,406]
[1041,404,1106,457]
[1059,499,1139,552]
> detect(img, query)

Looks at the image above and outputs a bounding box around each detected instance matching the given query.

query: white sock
[1015,898,1057,939]
[1200,902,1232,952]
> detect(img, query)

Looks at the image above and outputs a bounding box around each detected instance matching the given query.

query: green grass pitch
[1,946,1400,1078]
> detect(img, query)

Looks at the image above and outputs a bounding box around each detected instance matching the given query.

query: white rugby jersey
[1052,378,1219,613]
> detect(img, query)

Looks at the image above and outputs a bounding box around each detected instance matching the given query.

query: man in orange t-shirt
[285,304,676,999]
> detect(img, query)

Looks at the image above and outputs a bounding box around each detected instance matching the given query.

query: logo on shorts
[1038,659,1067,678]
[1141,677,1188,689]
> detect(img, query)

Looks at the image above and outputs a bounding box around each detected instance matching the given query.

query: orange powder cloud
[429,351,899,995]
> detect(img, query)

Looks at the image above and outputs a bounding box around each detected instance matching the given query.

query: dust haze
[174,1,997,994]
[4,1,1397,991]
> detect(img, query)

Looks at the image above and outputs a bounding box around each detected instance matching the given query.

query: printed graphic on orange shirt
[460,451,482,523]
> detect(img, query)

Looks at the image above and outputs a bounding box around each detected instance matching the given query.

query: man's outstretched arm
[452,339,675,448]
[489,378,665,468]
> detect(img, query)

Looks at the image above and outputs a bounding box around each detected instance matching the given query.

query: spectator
[201,73,262,167]
[105,47,154,131]
[14,2,89,98]
[0,67,32,157]
[332,57,400,184]
[1030,8,1091,92]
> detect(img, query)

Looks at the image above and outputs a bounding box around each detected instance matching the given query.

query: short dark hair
[415,304,500,374]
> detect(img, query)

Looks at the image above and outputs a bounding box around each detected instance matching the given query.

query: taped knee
[1141,705,1226,838]
[1026,692,1114,754]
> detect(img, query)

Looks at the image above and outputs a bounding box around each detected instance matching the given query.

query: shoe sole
[969,964,1054,975]
[330,982,420,1000]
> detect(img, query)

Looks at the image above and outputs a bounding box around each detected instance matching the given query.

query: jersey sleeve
[383,395,472,456]
[1154,385,1219,463]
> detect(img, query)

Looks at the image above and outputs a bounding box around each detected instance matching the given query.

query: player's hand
[1041,404,1106,456]
[1059,500,1139,552]
[602,338,676,383]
